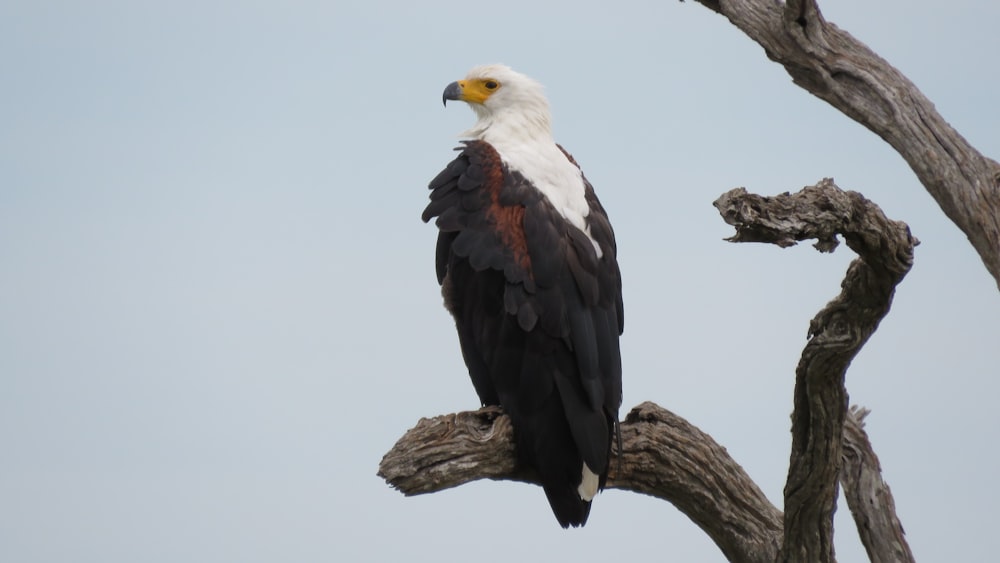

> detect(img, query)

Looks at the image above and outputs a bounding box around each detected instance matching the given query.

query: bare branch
[611,403,783,563]
[689,0,1000,289]
[841,407,916,563]
[383,181,916,562]
[377,406,526,494]
[377,400,911,563]
[714,179,917,562]
[379,402,783,563]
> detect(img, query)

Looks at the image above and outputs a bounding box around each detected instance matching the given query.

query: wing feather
[424,140,624,528]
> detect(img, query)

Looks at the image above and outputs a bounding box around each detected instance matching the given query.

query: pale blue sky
[2,1,998,561]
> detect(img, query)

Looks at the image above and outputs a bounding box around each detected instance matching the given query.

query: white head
[442,64,553,142]
[441,65,596,251]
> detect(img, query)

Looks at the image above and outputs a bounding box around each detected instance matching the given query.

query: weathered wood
[714,179,917,562]
[377,401,908,563]
[613,403,784,563]
[690,0,1000,289]
[377,406,527,494]
[382,180,916,562]
[379,402,784,563]
[841,406,916,563]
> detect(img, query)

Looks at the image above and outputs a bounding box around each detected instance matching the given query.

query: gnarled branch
[714,179,917,562]
[377,402,908,563]
[689,0,1000,289]
[379,402,782,563]
[381,180,916,562]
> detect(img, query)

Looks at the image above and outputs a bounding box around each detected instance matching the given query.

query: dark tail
[543,484,593,528]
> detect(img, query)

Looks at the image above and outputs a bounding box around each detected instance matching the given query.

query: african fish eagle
[421,64,624,528]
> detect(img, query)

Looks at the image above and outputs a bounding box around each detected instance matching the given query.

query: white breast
[487,136,603,259]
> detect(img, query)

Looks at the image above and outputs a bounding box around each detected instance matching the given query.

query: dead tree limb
[714,179,917,562]
[841,407,916,563]
[379,402,782,563]
[381,181,916,562]
[378,401,911,563]
[689,0,1000,289]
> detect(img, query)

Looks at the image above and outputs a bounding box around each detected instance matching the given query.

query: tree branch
[689,0,1000,289]
[381,181,916,562]
[377,400,911,563]
[841,406,916,563]
[379,402,783,563]
[714,179,917,562]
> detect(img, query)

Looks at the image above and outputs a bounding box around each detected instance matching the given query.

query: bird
[421,64,624,528]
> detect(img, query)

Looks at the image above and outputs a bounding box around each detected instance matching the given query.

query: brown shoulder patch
[473,142,532,276]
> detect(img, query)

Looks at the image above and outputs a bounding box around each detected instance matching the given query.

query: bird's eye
[484,80,499,90]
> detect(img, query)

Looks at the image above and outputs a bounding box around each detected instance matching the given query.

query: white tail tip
[577,463,599,501]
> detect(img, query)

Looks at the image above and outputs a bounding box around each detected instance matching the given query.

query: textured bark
[377,406,526,494]
[377,403,908,563]
[841,406,916,563]
[380,402,783,563]
[715,179,917,562]
[690,0,1000,289]
[382,180,916,562]
[612,403,783,563]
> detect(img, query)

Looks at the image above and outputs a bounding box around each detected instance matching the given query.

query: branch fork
[382,179,916,562]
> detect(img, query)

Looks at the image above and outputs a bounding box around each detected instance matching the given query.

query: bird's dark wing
[423,140,623,528]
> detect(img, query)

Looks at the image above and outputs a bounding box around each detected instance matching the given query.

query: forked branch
[690,0,1000,289]
[379,402,782,563]
[715,179,917,562]
[381,180,916,562]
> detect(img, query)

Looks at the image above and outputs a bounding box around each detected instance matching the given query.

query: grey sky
[2,1,998,561]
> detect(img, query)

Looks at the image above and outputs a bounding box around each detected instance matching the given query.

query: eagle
[422,64,624,528]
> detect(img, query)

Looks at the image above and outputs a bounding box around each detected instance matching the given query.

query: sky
[2,1,998,562]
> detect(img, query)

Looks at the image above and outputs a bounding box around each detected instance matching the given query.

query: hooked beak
[442,81,462,107]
